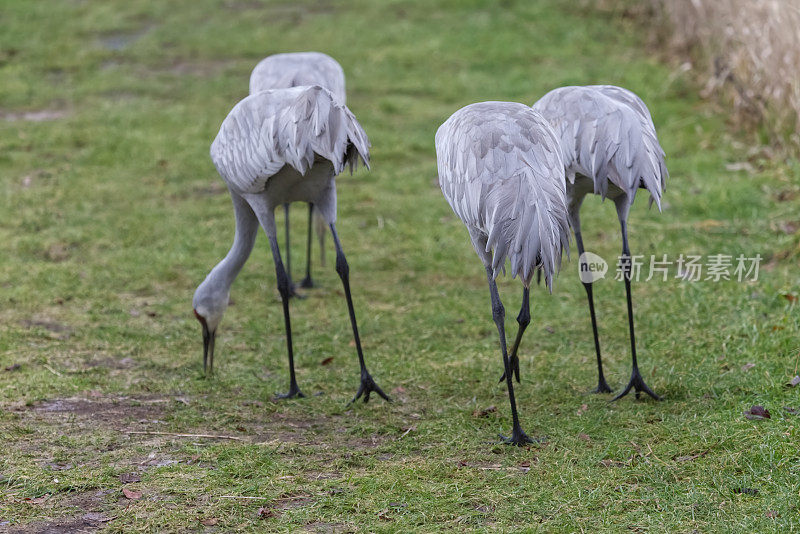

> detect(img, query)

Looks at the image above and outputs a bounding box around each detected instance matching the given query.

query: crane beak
[195,310,216,376]
[202,323,216,376]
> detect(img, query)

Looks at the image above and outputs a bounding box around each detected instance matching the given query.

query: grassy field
[1,0,799,531]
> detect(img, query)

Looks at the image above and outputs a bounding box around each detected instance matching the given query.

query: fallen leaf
[188,455,201,464]
[388,502,406,508]
[544,326,555,334]
[82,512,112,523]
[741,363,755,372]
[4,364,20,372]
[744,405,771,420]
[782,293,798,303]
[577,404,588,416]
[320,357,334,366]
[122,488,142,500]
[235,425,246,432]
[786,376,800,388]
[257,507,275,519]
[578,433,591,443]
[766,510,778,518]
[457,460,468,467]
[200,518,219,526]
[122,488,142,501]
[472,405,497,417]
[391,386,406,394]
[24,496,49,505]
[119,473,141,484]
[46,462,73,471]
[348,339,356,347]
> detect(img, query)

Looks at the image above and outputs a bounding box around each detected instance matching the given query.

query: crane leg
[499,286,530,384]
[574,230,613,394]
[268,227,305,400]
[329,223,390,404]
[486,268,534,446]
[282,203,301,299]
[612,220,661,401]
[299,203,315,288]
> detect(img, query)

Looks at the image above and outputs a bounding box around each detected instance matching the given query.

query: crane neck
[207,196,259,290]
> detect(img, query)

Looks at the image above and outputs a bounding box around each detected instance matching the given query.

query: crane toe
[611,367,661,401]
[274,386,306,400]
[349,372,391,405]
[498,427,541,447]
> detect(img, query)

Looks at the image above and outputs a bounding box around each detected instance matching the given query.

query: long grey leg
[269,224,304,399]
[611,219,661,401]
[329,223,390,404]
[282,203,300,298]
[574,228,613,394]
[300,203,315,288]
[486,267,533,446]
[499,286,530,383]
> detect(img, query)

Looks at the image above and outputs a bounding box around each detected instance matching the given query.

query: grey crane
[533,85,668,401]
[249,52,347,294]
[436,102,570,445]
[193,85,389,403]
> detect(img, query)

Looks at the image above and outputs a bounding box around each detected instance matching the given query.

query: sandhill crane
[249,52,347,294]
[533,85,668,401]
[193,85,389,403]
[436,102,570,445]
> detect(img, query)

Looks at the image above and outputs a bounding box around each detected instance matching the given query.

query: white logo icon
[579,252,608,283]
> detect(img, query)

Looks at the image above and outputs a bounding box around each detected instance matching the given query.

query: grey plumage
[250,52,346,105]
[195,85,388,403]
[532,85,668,400]
[211,85,368,200]
[249,52,348,275]
[436,101,570,289]
[436,101,570,445]
[533,85,667,210]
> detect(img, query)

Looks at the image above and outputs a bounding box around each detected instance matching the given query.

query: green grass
[1,0,799,531]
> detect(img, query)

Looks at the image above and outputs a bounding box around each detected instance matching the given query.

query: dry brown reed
[647,0,800,151]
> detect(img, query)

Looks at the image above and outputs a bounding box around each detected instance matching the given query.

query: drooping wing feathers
[588,85,655,130]
[533,85,668,209]
[436,102,570,290]
[249,52,346,105]
[210,86,369,195]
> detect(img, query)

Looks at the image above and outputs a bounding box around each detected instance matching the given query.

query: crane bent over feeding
[533,85,668,400]
[193,85,389,403]
[436,102,570,445]
[249,52,347,295]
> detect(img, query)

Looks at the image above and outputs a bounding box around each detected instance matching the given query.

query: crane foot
[498,426,540,447]
[611,366,661,401]
[274,384,305,400]
[349,371,391,405]
[591,377,614,394]
[299,276,315,289]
